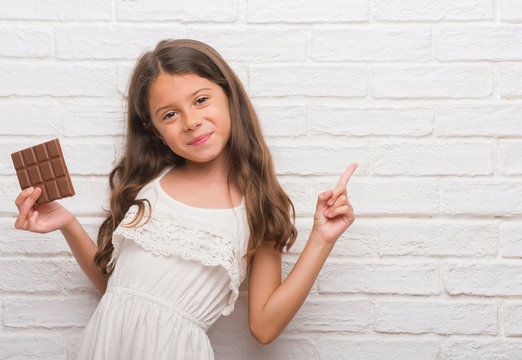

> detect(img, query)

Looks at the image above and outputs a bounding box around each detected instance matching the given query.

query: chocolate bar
[11,138,75,205]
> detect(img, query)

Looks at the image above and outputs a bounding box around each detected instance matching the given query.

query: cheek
[163,133,181,147]
[226,119,232,138]
[164,142,185,158]
[221,105,232,134]
[220,115,232,140]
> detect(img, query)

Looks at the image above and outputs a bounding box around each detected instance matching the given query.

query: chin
[184,154,220,164]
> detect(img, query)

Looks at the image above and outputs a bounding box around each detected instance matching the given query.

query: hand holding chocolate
[11,138,75,205]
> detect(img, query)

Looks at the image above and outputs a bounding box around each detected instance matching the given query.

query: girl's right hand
[14,187,75,233]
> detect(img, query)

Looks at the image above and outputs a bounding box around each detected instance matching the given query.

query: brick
[0,219,70,255]
[372,0,493,21]
[374,219,497,257]
[186,27,308,62]
[0,258,69,292]
[500,0,522,22]
[62,99,126,136]
[289,217,379,257]
[312,27,431,62]
[278,178,313,217]
[56,25,182,60]
[212,336,319,360]
[441,179,522,216]
[501,141,522,175]
[310,105,433,137]
[0,217,103,255]
[249,65,367,97]
[67,332,86,359]
[438,25,522,61]
[502,221,522,258]
[505,302,522,336]
[318,261,439,295]
[0,0,111,20]
[329,221,379,257]
[0,63,116,97]
[375,300,497,335]
[246,0,368,23]
[57,176,111,216]
[374,140,494,176]
[438,104,522,136]
[442,338,522,359]
[0,26,53,58]
[3,294,99,328]
[0,0,32,19]
[287,296,372,332]
[117,0,237,22]
[61,138,118,175]
[445,261,522,296]
[314,178,439,216]
[372,65,493,99]
[320,337,439,360]
[0,334,66,359]
[231,65,249,93]
[0,101,60,136]
[252,100,308,137]
[271,144,370,176]
[499,63,522,97]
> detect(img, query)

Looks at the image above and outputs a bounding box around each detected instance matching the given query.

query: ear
[151,127,167,145]
[143,119,167,144]
[151,127,161,139]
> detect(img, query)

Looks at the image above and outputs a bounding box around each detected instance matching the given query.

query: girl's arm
[15,186,108,295]
[248,164,357,344]
[60,218,108,295]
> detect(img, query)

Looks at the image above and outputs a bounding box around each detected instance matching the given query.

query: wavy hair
[94,39,297,278]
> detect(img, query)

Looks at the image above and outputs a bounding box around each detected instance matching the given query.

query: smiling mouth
[188,132,213,146]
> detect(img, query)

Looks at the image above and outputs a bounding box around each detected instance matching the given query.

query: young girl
[14,39,357,359]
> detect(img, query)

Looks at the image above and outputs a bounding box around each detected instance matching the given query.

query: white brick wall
[2,0,522,358]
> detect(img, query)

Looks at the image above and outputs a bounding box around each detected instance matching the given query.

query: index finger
[336,163,358,189]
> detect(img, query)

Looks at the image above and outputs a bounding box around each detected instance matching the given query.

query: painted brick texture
[2,0,522,359]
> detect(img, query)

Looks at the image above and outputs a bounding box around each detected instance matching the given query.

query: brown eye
[163,111,178,120]
[195,97,208,105]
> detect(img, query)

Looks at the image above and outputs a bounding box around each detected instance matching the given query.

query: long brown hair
[94,39,297,278]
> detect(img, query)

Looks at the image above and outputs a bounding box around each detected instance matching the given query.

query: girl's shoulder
[135,166,174,204]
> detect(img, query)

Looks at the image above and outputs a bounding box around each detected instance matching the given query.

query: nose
[183,109,202,131]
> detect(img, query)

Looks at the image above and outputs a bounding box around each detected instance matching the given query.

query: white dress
[75,166,250,359]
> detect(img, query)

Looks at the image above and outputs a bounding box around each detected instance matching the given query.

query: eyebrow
[154,87,212,117]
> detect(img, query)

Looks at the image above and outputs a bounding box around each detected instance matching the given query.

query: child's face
[148,72,231,167]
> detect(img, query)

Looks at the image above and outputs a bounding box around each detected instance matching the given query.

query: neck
[181,154,230,184]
